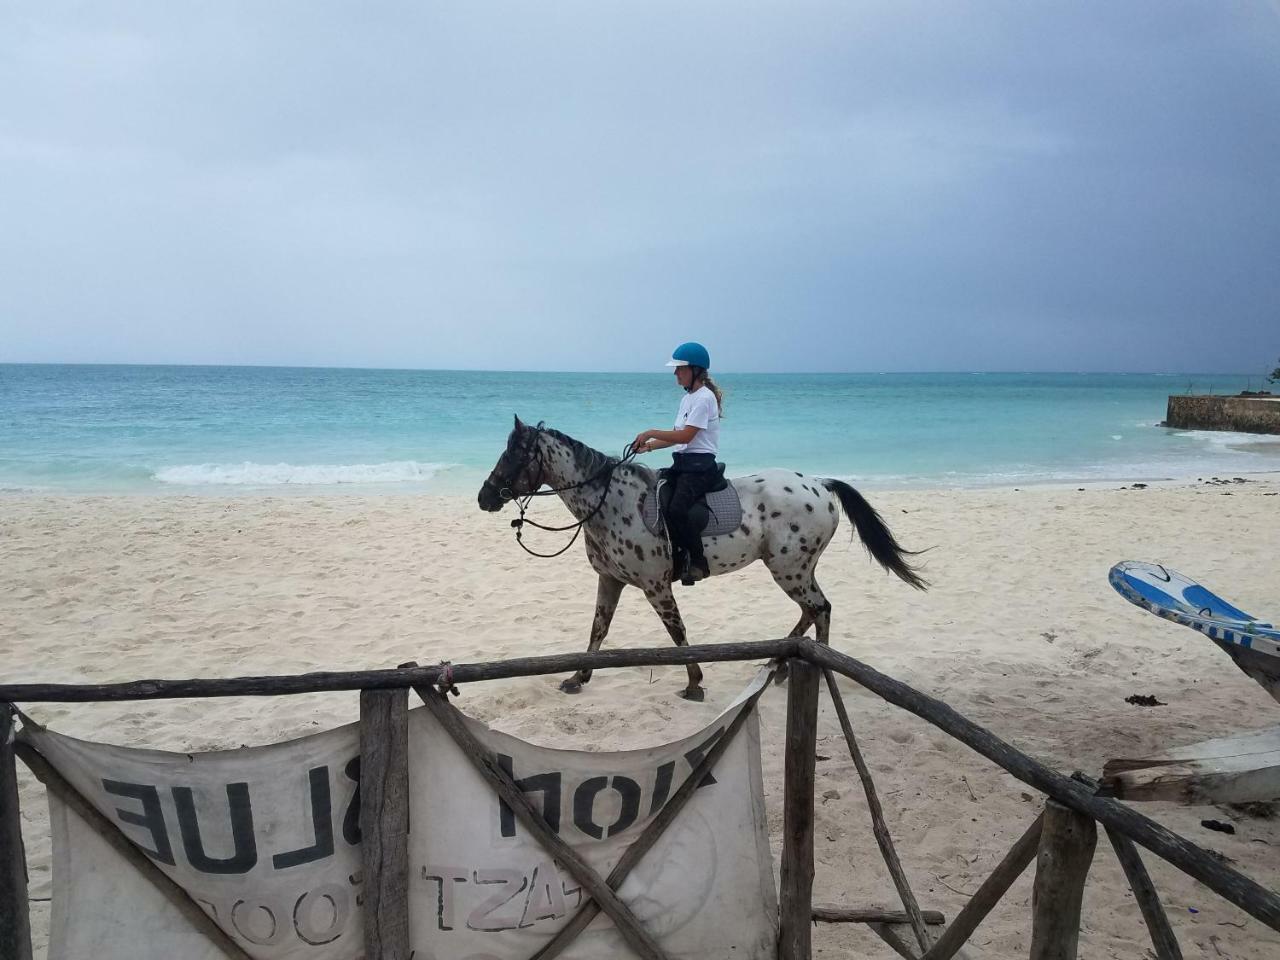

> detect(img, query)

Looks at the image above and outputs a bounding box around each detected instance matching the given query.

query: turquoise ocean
[2,365,1278,496]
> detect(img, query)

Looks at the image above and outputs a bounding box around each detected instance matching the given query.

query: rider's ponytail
[691,368,724,417]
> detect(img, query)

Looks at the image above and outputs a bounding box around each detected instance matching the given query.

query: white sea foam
[154,461,459,486]
[1173,429,1280,449]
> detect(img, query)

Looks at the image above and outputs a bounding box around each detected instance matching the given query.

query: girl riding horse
[631,342,724,587]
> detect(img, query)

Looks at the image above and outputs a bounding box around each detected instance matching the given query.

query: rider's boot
[671,546,689,584]
[682,546,710,586]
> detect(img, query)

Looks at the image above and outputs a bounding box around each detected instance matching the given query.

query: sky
[2,2,1278,374]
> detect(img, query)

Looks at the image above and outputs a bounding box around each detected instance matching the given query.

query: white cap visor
[665,359,690,367]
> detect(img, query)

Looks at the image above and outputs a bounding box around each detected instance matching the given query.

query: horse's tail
[820,478,928,591]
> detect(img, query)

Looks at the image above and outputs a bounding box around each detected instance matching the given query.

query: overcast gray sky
[2,2,1277,373]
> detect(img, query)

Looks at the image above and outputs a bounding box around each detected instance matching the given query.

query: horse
[478,416,926,700]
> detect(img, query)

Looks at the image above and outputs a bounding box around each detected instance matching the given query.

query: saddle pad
[640,479,743,538]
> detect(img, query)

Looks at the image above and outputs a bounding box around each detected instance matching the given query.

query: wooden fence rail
[0,639,798,703]
[801,639,1280,933]
[2,638,1277,960]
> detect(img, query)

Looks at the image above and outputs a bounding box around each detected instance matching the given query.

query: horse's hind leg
[643,585,705,701]
[560,574,625,694]
[787,609,816,638]
[768,564,833,643]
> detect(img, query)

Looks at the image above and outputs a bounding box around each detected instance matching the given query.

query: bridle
[483,424,638,558]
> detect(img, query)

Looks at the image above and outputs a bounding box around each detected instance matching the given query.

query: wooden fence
[2,636,1278,960]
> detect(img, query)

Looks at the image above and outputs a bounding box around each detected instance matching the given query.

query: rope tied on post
[437,661,459,698]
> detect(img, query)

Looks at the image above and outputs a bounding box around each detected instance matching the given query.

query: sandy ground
[2,479,1279,958]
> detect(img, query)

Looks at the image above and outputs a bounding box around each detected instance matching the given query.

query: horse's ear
[513,414,525,432]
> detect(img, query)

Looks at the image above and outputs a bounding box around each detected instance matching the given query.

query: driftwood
[1102,725,1280,804]
[412,683,672,960]
[1029,800,1096,960]
[359,688,410,960]
[0,638,797,703]
[1,706,33,960]
[1105,827,1183,960]
[778,658,820,960]
[823,668,932,951]
[800,640,1280,932]
[530,680,770,960]
[13,738,253,960]
[920,812,1044,960]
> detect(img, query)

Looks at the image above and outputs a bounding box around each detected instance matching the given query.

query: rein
[488,428,639,559]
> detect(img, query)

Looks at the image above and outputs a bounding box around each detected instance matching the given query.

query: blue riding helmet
[665,342,710,370]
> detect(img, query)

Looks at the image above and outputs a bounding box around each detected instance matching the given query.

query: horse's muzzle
[477,483,505,512]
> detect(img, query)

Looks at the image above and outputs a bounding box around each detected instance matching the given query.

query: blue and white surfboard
[1110,561,1280,704]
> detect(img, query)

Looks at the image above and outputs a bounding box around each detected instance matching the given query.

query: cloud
[1,2,1277,372]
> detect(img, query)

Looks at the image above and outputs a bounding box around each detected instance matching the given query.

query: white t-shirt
[673,385,720,454]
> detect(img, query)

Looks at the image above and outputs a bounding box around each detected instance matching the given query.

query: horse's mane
[541,426,655,485]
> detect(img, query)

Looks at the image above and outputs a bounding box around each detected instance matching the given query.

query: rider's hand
[632,431,652,452]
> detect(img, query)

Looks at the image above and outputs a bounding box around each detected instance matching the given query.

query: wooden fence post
[1029,800,1096,960]
[778,658,819,960]
[360,688,410,960]
[1,705,33,960]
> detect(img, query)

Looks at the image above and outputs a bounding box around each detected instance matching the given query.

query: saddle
[639,463,743,538]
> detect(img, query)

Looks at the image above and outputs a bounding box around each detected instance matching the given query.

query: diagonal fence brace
[529,678,771,960]
[412,683,674,960]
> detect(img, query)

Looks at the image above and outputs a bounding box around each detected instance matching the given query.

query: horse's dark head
[478,416,546,511]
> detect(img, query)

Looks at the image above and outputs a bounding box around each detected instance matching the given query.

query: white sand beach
[3,481,1279,958]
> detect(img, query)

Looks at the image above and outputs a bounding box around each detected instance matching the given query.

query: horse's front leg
[643,585,705,701]
[560,574,626,694]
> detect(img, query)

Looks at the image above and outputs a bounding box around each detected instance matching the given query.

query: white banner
[29,669,778,960]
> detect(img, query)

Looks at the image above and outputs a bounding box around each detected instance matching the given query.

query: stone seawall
[1166,395,1280,435]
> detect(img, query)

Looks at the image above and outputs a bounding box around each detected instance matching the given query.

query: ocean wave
[153,461,460,486]
[1173,430,1280,449]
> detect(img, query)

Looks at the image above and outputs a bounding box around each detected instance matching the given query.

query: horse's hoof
[678,686,706,702]
[559,680,583,694]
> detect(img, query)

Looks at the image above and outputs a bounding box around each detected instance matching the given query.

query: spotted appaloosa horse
[478,417,926,701]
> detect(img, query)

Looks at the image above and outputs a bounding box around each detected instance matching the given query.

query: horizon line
[0,360,1266,378]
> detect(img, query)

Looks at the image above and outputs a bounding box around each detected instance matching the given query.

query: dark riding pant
[664,453,719,573]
